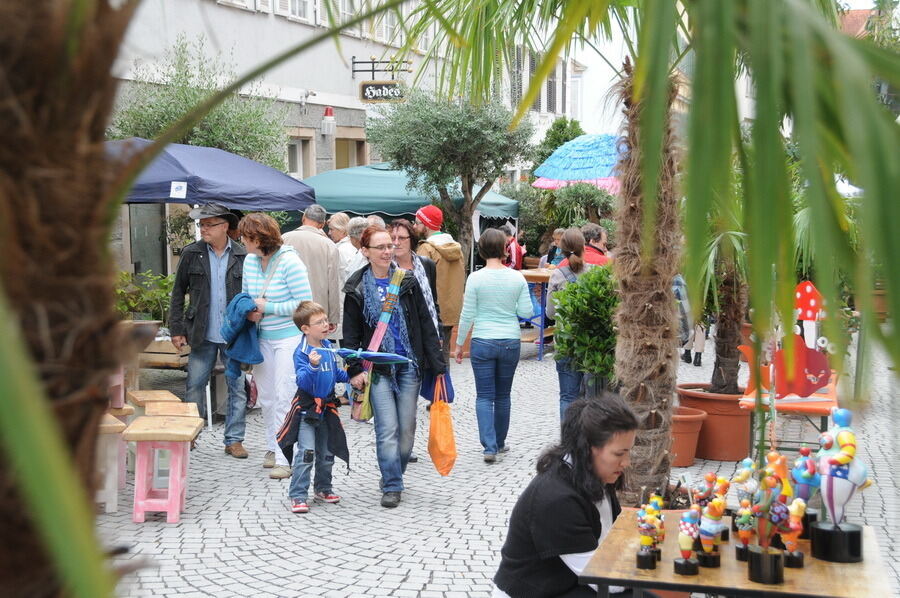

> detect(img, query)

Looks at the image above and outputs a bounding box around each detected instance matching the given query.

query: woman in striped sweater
[239,213,313,479]
[453,228,533,463]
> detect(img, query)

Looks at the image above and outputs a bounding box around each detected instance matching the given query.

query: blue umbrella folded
[319,347,412,364]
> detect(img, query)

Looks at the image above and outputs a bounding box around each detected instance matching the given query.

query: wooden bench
[138,339,190,369]
[145,401,199,417]
[96,414,127,513]
[123,415,203,523]
[127,390,181,409]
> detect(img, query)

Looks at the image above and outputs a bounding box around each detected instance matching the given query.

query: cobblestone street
[103,335,899,597]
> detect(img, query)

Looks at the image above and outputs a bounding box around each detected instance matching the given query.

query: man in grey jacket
[169,203,249,458]
[282,205,341,337]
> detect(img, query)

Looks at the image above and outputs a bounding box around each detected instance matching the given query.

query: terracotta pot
[670,406,707,467]
[676,383,750,462]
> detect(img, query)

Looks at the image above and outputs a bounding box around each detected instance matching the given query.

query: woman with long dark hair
[493,394,640,598]
[342,225,446,508]
[547,228,596,419]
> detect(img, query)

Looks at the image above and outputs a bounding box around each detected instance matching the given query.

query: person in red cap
[414,205,465,363]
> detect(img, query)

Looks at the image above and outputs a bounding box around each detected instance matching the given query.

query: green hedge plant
[554,265,619,384]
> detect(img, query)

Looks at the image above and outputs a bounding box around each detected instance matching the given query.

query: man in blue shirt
[169,203,249,458]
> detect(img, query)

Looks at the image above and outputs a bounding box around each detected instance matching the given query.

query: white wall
[570,29,631,135]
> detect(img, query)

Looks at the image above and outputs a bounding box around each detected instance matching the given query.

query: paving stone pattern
[103,335,899,597]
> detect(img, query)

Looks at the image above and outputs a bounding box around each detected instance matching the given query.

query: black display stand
[799,508,819,540]
[636,549,656,570]
[810,521,863,563]
[748,545,785,584]
[696,551,721,568]
[673,558,699,576]
[735,544,750,562]
[784,550,805,568]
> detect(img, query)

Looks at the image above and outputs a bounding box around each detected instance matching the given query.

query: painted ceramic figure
[782,498,807,554]
[734,498,755,548]
[732,458,759,504]
[677,505,702,560]
[637,505,663,555]
[752,475,790,548]
[817,408,871,525]
[699,497,728,554]
[791,446,821,502]
[692,472,717,507]
[765,450,794,503]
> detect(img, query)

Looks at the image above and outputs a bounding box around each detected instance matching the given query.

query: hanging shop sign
[360,81,405,103]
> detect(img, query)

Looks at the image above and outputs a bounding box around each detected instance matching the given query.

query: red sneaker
[313,491,341,504]
[290,499,309,513]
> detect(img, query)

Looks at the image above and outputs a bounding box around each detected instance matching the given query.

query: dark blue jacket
[221,292,263,378]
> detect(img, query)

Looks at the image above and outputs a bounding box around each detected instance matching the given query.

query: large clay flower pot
[676,383,750,461]
[671,406,707,467]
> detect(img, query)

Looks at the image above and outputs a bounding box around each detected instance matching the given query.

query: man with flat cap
[169,203,250,458]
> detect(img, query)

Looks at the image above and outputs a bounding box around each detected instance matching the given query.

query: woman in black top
[493,394,641,598]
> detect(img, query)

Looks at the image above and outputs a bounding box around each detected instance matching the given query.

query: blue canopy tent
[302,163,518,218]
[106,137,316,211]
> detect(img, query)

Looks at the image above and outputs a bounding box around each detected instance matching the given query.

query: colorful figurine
[765,450,794,503]
[697,497,728,567]
[791,446,821,502]
[781,498,807,568]
[734,499,755,561]
[636,500,664,569]
[674,505,701,576]
[752,475,790,549]
[817,408,871,526]
[732,458,759,504]
[692,472,717,507]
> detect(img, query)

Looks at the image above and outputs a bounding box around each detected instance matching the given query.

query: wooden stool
[127,390,181,414]
[145,402,199,417]
[108,366,126,409]
[107,405,135,489]
[96,414,126,513]
[123,416,203,523]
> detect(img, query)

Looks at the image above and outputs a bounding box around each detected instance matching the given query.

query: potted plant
[553,264,619,394]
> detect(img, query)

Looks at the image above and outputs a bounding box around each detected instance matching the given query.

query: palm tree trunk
[709,259,748,394]
[0,3,137,594]
[612,59,681,506]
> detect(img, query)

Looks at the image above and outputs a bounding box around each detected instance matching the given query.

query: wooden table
[580,509,891,598]
[520,268,552,361]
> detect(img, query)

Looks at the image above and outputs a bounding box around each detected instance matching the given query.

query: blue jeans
[288,417,334,500]
[185,340,247,445]
[470,338,520,455]
[556,357,584,421]
[370,363,420,492]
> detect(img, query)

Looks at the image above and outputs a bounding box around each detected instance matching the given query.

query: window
[570,73,583,121]
[381,5,402,44]
[287,138,312,178]
[529,50,541,112]
[509,47,523,106]
[546,62,557,114]
[290,0,309,19]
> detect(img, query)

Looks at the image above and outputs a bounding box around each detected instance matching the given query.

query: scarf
[362,265,416,388]
[410,254,440,334]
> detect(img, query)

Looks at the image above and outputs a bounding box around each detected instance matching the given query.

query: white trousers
[255,335,300,466]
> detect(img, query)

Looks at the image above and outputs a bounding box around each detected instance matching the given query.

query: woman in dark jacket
[342,225,446,508]
[493,393,640,598]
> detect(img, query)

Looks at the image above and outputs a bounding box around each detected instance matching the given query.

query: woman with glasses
[389,219,441,338]
[342,225,446,508]
[239,213,313,480]
[453,228,532,463]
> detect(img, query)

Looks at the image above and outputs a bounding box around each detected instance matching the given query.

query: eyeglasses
[309,318,330,327]
[367,244,397,252]
[199,221,227,230]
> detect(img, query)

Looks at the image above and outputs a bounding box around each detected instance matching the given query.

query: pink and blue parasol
[532,134,623,194]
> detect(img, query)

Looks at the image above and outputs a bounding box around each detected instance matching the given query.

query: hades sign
[360,81,405,103]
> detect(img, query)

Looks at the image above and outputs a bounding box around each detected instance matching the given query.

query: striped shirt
[242,245,312,340]
[455,267,533,343]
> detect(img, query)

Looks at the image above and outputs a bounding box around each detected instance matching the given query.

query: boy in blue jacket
[281,301,366,513]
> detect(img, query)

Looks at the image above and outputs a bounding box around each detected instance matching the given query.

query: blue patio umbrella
[105,137,316,211]
[319,347,411,365]
[533,134,622,181]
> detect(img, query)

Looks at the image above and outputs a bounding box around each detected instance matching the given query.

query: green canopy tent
[302,163,519,219]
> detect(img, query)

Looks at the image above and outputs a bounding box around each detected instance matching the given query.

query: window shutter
[273,0,289,15]
[257,0,273,12]
[530,50,541,112]
[561,62,567,114]
[510,46,522,106]
[546,63,557,113]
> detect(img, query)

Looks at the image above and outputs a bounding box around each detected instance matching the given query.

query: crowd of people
[170,204,661,595]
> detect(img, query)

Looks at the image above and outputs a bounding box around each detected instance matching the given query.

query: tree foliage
[109,35,287,170]
[554,265,619,380]
[534,116,586,168]
[552,183,615,228]
[367,91,534,259]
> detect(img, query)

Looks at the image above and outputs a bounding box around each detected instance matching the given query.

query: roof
[840,9,876,38]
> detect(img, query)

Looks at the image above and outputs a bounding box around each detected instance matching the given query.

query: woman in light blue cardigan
[453,228,532,462]
[239,213,313,479]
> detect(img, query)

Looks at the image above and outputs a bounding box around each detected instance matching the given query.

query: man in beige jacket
[282,205,341,337]
[414,205,465,362]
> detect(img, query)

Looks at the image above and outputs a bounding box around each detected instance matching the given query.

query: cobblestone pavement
[103,335,899,597]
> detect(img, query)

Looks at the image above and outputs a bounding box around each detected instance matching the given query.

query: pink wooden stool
[107,404,135,490]
[107,366,125,409]
[96,414,126,513]
[123,416,202,523]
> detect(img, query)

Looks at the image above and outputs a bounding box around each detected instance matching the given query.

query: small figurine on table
[732,458,759,504]
[811,408,872,563]
[692,472,717,507]
[636,503,663,569]
[791,445,821,537]
[766,450,794,503]
[674,505,701,576]
[781,498,807,568]
[734,498,755,561]
[697,497,728,567]
[748,475,791,585]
